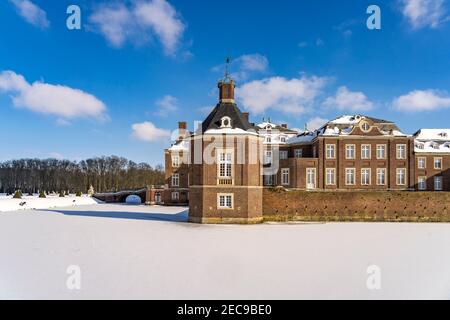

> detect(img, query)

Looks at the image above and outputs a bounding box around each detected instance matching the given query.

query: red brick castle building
[154,75,450,223]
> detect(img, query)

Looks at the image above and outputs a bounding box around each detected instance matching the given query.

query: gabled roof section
[201,102,255,133]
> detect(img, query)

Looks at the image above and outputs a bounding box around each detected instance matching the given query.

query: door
[306,168,316,190]
[155,192,161,204]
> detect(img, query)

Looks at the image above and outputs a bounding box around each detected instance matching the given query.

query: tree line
[0,156,165,194]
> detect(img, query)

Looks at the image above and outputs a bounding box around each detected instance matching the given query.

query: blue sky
[1,0,450,165]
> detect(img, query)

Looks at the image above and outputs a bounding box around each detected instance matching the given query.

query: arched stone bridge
[93,188,148,204]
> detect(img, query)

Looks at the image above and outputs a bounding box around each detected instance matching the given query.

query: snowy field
[0,194,99,212]
[1,203,450,299]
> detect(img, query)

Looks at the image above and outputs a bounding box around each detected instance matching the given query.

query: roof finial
[224,56,231,81]
[304,123,308,132]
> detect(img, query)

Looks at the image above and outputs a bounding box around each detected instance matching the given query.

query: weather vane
[224,56,231,81]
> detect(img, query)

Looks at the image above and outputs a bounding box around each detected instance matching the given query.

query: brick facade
[162,78,449,223]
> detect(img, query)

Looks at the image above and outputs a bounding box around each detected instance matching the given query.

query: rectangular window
[279,150,288,160]
[361,145,371,159]
[218,151,232,178]
[376,144,386,159]
[326,168,336,185]
[434,176,443,191]
[264,150,273,164]
[264,175,275,186]
[172,173,179,187]
[377,168,386,185]
[418,157,426,169]
[218,194,233,209]
[172,155,180,167]
[281,168,290,186]
[361,168,371,185]
[171,192,179,201]
[294,149,302,158]
[345,144,355,159]
[345,168,355,185]
[418,177,427,190]
[396,168,406,186]
[434,157,442,170]
[326,144,336,159]
[396,144,407,159]
[306,168,316,189]
[313,146,317,157]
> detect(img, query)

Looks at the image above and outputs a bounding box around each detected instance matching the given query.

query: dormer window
[360,121,370,132]
[220,116,232,128]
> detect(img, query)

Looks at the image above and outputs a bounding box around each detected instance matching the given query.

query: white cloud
[9,0,50,29]
[323,86,374,112]
[56,118,71,126]
[89,0,185,55]
[316,38,324,46]
[131,121,171,142]
[236,75,328,115]
[0,70,107,120]
[401,0,447,29]
[393,89,450,111]
[307,117,328,131]
[155,94,178,117]
[212,54,269,81]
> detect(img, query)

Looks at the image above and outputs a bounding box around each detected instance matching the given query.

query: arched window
[220,116,232,128]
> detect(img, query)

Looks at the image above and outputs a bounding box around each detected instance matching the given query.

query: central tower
[188,60,263,223]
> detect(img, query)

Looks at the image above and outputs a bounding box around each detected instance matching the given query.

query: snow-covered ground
[0,195,99,212]
[1,203,450,299]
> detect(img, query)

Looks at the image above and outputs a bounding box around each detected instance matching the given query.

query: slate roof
[201,102,255,133]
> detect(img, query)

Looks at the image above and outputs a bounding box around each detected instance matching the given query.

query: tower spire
[224,56,231,81]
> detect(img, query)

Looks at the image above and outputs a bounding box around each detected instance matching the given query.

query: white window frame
[326,144,336,159]
[172,173,179,187]
[326,168,336,186]
[281,168,290,186]
[264,150,273,164]
[376,144,386,160]
[172,154,180,168]
[217,193,233,209]
[418,157,426,169]
[294,149,303,158]
[306,168,316,189]
[345,168,356,186]
[217,149,233,179]
[361,144,371,159]
[396,144,407,160]
[345,144,355,159]
[376,168,386,186]
[279,150,288,160]
[418,176,427,190]
[396,168,407,186]
[361,168,371,185]
[434,157,442,170]
[171,191,179,201]
[434,176,443,191]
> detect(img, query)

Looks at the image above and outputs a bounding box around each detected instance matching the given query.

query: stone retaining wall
[262,188,450,222]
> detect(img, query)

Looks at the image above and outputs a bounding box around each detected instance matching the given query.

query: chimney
[218,80,235,103]
[242,112,249,122]
[178,121,187,130]
[177,121,187,142]
[281,124,288,129]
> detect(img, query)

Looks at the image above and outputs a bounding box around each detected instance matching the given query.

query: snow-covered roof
[203,128,259,136]
[168,139,190,152]
[287,131,316,144]
[414,129,450,153]
[328,115,363,125]
[415,129,450,141]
